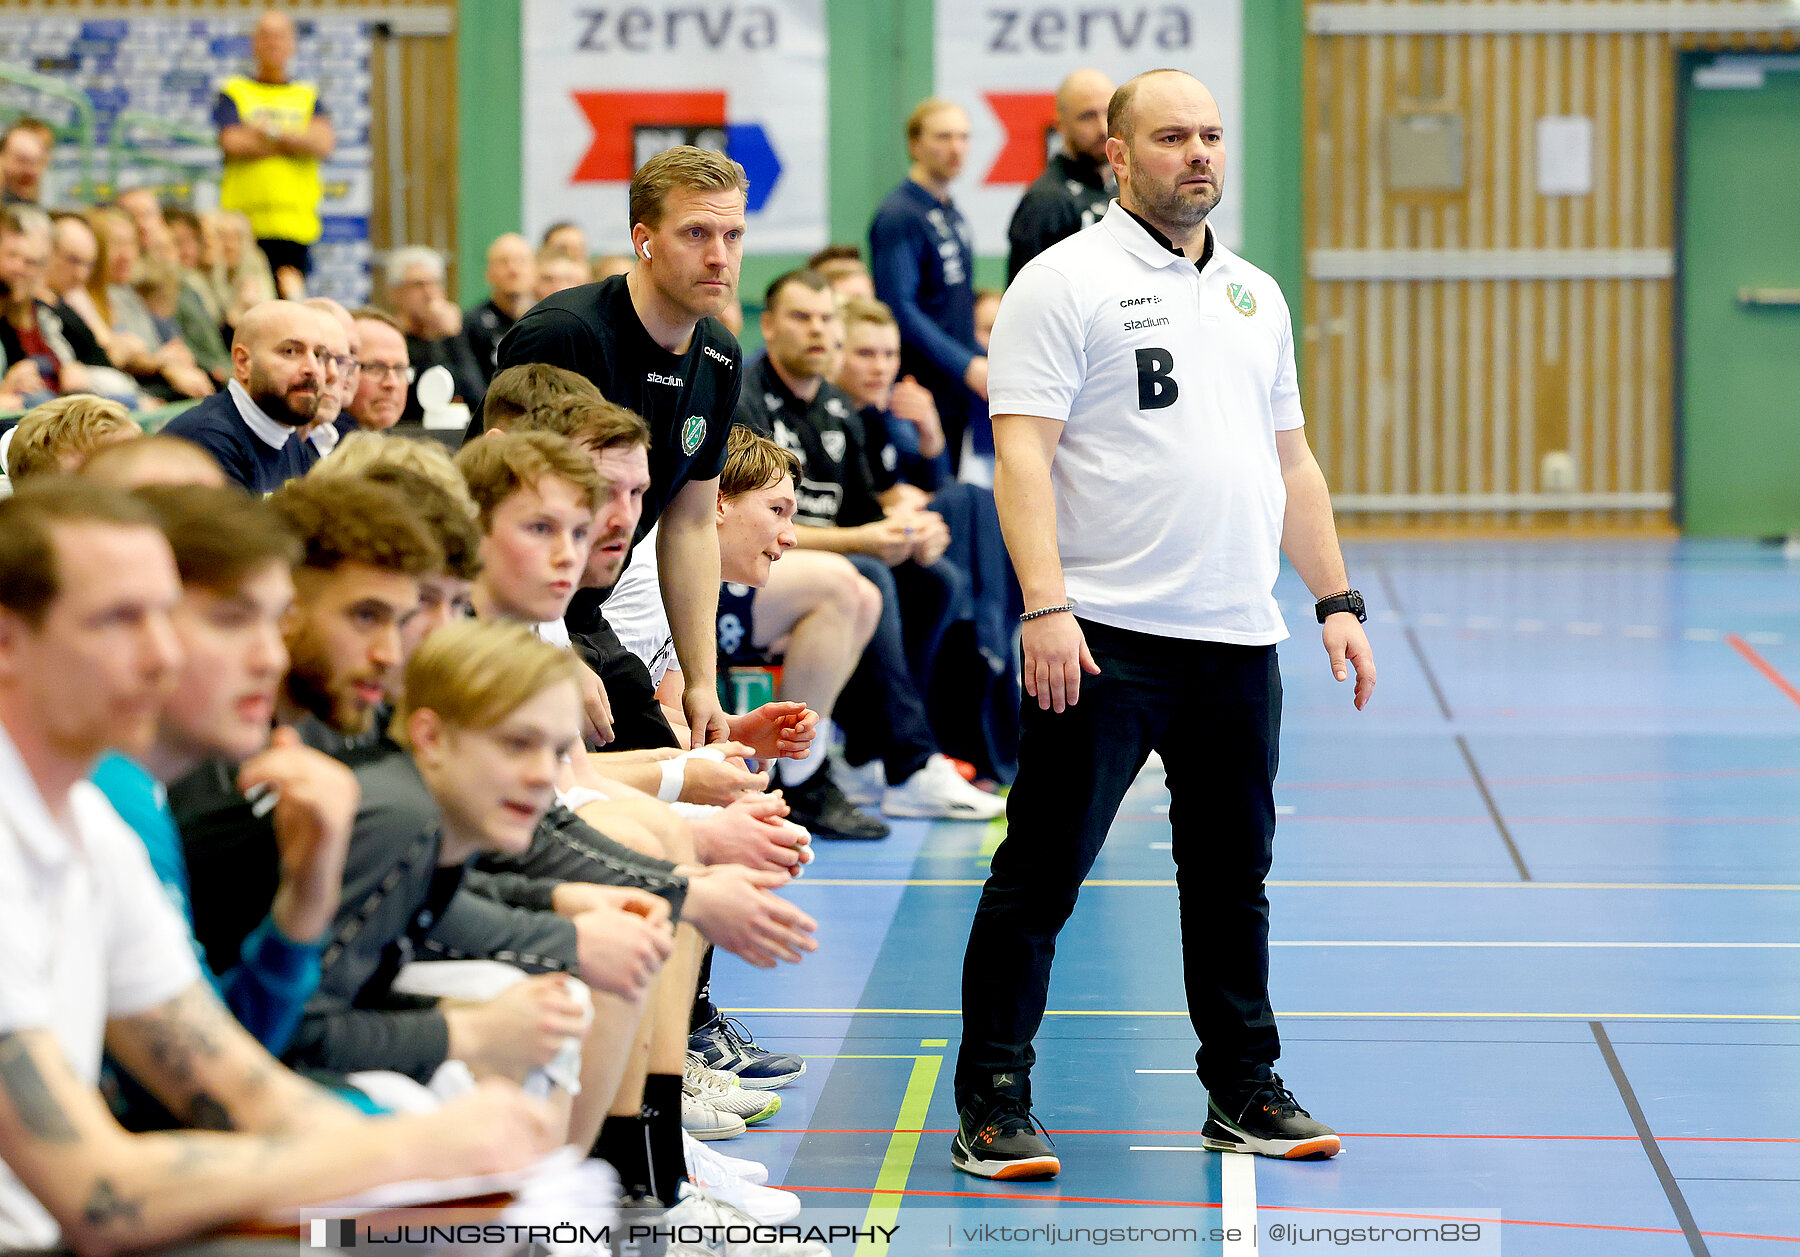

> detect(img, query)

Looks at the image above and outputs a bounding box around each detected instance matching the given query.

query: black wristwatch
[1315,590,1367,624]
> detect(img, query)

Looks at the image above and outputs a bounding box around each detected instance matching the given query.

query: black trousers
[955,619,1283,1107]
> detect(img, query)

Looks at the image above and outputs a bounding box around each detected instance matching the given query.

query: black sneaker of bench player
[781,768,890,840]
[1201,1073,1340,1160]
[950,1083,1060,1180]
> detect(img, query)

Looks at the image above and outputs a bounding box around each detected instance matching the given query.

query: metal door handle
[1738,287,1800,307]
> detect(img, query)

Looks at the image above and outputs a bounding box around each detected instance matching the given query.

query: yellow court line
[853,1053,942,1257]
[737,1007,1800,1022]
[798,878,1800,891]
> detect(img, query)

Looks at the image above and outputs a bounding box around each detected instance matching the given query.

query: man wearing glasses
[345,308,411,432]
[162,299,337,492]
[300,296,358,454]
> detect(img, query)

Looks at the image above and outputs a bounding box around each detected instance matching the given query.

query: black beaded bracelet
[1019,603,1074,623]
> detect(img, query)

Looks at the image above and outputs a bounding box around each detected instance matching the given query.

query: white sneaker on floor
[685,1051,781,1124]
[667,1183,829,1254]
[681,1090,748,1141]
[833,756,884,806]
[683,1129,767,1184]
[882,754,1005,820]
[684,1136,799,1223]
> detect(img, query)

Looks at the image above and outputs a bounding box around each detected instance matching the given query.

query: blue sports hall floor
[712,538,1800,1257]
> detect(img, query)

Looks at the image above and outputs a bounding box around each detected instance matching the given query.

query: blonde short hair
[316,432,475,514]
[391,618,578,750]
[455,430,603,530]
[629,145,749,232]
[719,424,799,500]
[906,97,961,143]
[838,296,897,333]
[9,396,138,482]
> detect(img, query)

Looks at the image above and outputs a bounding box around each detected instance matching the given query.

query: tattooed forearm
[0,1032,79,1144]
[136,992,225,1091]
[186,1092,233,1131]
[80,1177,143,1230]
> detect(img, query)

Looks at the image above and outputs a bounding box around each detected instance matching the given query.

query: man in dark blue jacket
[162,300,331,492]
[870,99,986,474]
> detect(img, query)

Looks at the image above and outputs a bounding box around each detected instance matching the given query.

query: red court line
[1730,633,1800,710]
[779,1184,1800,1243]
[794,1129,1800,1143]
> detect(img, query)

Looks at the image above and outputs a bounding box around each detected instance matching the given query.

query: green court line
[854,1053,943,1257]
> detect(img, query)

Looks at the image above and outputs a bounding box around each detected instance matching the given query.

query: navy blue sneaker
[689,1012,805,1091]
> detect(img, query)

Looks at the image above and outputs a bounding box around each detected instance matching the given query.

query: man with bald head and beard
[163,299,336,492]
[1005,69,1116,281]
[951,70,1377,1180]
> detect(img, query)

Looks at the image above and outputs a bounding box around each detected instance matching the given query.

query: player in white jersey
[951,69,1377,1180]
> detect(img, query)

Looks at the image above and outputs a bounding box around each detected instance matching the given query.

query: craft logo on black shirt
[704,344,735,367]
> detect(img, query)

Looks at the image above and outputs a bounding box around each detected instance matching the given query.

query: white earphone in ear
[641,242,652,260]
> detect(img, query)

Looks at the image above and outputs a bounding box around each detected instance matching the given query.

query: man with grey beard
[163,300,336,491]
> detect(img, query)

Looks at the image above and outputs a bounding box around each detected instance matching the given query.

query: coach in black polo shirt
[1006,68,1116,281]
[497,145,746,747]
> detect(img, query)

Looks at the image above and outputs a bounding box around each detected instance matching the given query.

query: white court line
[1135,1069,1192,1074]
[1221,1153,1257,1257]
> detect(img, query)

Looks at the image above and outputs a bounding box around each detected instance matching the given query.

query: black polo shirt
[496,275,740,542]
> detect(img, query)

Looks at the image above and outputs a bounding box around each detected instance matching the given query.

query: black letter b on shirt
[1135,348,1179,410]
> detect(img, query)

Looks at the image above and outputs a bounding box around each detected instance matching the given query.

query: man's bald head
[1056,68,1115,167]
[252,10,297,80]
[231,301,333,428]
[1108,68,1214,142]
[485,232,534,302]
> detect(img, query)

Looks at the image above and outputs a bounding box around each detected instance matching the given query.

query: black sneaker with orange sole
[950,1088,1061,1180]
[1200,1073,1341,1159]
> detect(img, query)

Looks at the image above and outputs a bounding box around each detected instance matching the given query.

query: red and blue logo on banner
[571,90,781,212]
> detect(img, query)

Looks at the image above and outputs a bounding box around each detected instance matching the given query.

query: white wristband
[657,758,685,802]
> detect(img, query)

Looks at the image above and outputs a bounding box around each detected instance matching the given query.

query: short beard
[247,364,319,428]
[1127,155,1220,233]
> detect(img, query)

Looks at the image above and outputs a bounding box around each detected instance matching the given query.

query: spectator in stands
[116,186,179,265]
[35,213,149,407]
[465,233,536,384]
[297,296,356,454]
[164,206,232,381]
[216,9,336,297]
[386,244,486,424]
[136,253,230,387]
[207,208,278,326]
[807,244,876,301]
[870,98,985,474]
[591,254,635,283]
[542,219,588,263]
[0,478,558,1255]
[1006,68,1116,281]
[345,307,410,431]
[82,207,213,400]
[3,395,138,484]
[0,116,52,206]
[161,299,334,491]
[835,296,946,490]
[1,208,89,407]
[740,269,1001,820]
[536,247,590,302]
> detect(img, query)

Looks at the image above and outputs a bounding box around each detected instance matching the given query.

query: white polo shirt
[988,201,1304,644]
[602,524,680,687]
[0,720,200,1249]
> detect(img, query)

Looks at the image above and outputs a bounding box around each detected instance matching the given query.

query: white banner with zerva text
[522,0,826,256]
[934,1,1243,254]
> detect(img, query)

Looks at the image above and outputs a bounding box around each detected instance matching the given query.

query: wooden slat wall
[9,1,456,286]
[1304,0,1800,531]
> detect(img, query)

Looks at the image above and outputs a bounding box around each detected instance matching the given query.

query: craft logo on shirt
[680,414,707,456]
[703,344,735,368]
[1226,283,1257,317]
